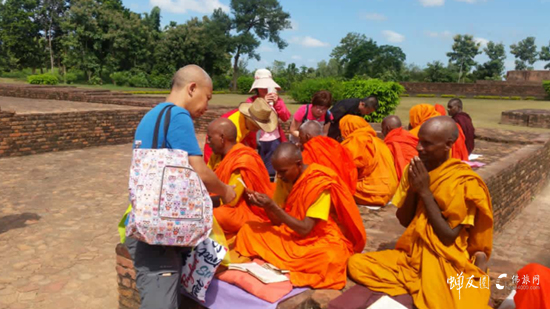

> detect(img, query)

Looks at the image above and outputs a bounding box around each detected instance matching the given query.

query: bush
[64,72,78,84]
[237,76,254,94]
[458,95,466,98]
[149,74,171,89]
[341,78,405,123]
[213,75,231,91]
[27,74,59,85]
[416,94,436,98]
[400,93,410,97]
[441,94,457,98]
[290,78,344,104]
[543,81,550,97]
[501,96,511,100]
[511,96,522,100]
[88,76,103,85]
[110,71,130,86]
[274,77,290,91]
[473,95,501,100]
[2,69,31,79]
[525,96,536,100]
[128,73,149,88]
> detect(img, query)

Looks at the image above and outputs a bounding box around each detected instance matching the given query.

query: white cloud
[363,13,387,21]
[291,55,302,60]
[419,0,445,7]
[474,37,489,47]
[149,0,229,14]
[258,46,274,52]
[290,36,330,48]
[307,58,316,63]
[289,19,299,31]
[382,30,405,43]
[426,30,453,39]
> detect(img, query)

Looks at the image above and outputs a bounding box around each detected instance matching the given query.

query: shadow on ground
[0,212,41,234]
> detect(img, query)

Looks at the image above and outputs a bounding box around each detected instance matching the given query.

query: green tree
[229,0,291,91]
[446,34,481,83]
[510,37,538,70]
[400,64,426,82]
[371,45,406,81]
[0,0,45,72]
[38,0,68,73]
[316,59,342,77]
[474,41,506,80]
[424,61,454,83]
[330,32,369,67]
[269,60,286,75]
[539,41,550,70]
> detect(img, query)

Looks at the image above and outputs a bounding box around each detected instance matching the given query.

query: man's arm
[249,192,317,236]
[289,118,302,139]
[396,188,417,227]
[189,156,236,204]
[409,157,463,246]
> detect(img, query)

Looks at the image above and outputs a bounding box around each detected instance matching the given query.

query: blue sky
[124,0,550,72]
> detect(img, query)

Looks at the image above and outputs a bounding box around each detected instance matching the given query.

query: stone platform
[501,109,550,129]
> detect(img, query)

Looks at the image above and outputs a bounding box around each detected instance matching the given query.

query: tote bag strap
[151,104,176,149]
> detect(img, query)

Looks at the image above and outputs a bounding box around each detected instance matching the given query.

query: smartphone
[267,87,277,94]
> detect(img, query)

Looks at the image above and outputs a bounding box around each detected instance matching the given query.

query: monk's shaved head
[273,142,302,162]
[207,118,237,156]
[171,64,212,91]
[421,116,458,142]
[298,121,323,148]
[417,116,458,170]
[381,115,402,137]
[207,118,237,142]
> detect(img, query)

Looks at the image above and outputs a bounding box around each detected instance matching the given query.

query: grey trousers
[125,237,190,309]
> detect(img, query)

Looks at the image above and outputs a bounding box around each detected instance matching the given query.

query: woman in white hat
[245,69,291,180]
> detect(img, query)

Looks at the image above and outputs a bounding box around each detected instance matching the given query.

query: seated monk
[382,115,418,182]
[409,104,468,161]
[206,98,278,169]
[235,143,366,289]
[348,116,493,309]
[515,263,550,309]
[298,121,358,194]
[340,115,398,206]
[208,118,272,237]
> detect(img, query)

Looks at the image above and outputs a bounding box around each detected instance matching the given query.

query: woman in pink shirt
[289,90,334,144]
[246,69,291,179]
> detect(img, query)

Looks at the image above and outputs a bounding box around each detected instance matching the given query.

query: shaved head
[206,118,237,156]
[447,98,463,117]
[273,142,302,162]
[298,121,323,148]
[417,116,458,170]
[381,115,402,137]
[272,143,304,183]
[171,64,212,91]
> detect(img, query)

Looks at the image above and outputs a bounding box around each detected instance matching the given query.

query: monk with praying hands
[340,115,398,207]
[298,121,358,194]
[235,143,366,289]
[208,118,272,237]
[347,116,493,309]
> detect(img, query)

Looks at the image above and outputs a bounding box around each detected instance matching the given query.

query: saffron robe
[384,127,419,181]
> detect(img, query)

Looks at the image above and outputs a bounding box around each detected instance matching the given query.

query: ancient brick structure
[401,81,547,98]
[501,109,550,129]
[506,70,550,84]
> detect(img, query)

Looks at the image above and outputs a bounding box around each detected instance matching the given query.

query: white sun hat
[249,69,281,93]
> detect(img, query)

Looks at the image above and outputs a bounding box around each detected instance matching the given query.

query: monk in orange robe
[206,98,278,170]
[409,104,468,161]
[298,121,358,194]
[348,116,493,309]
[208,118,272,237]
[340,115,398,206]
[435,103,447,115]
[382,115,418,182]
[235,143,366,289]
[515,263,550,309]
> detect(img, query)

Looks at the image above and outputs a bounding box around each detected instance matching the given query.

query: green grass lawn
[209,94,550,132]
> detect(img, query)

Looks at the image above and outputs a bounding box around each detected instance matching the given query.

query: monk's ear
[444,138,454,151]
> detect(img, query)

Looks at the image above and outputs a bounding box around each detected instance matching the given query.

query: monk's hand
[249,192,274,209]
[409,157,431,197]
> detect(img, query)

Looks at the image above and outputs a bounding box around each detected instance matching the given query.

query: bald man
[123,65,236,309]
[299,121,358,193]
[235,143,366,289]
[348,116,493,309]
[382,115,419,181]
[207,118,273,237]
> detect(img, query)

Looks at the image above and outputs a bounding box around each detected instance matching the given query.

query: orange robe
[348,159,493,309]
[235,164,367,289]
[340,115,398,206]
[515,263,550,309]
[212,143,272,236]
[384,127,419,182]
[409,104,468,161]
[302,136,358,194]
[435,104,447,116]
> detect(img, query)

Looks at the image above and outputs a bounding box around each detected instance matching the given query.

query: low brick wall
[116,132,550,308]
[0,108,148,157]
[501,109,550,129]
[401,81,548,98]
[506,70,550,84]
